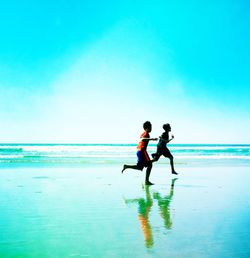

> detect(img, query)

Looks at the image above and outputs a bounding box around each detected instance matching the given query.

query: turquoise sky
[0,0,249,143]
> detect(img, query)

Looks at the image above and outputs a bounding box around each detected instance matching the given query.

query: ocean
[0,143,249,167]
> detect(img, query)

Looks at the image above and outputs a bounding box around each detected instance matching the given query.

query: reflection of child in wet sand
[124,178,177,249]
[153,178,178,230]
[122,121,157,185]
[138,186,154,248]
[125,186,154,248]
[152,123,178,175]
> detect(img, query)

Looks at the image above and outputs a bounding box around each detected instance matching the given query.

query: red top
[137,131,150,151]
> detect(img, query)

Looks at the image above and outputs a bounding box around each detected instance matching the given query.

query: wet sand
[0,165,250,257]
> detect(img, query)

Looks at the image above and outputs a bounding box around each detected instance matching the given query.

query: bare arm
[159,135,174,143]
[141,137,158,141]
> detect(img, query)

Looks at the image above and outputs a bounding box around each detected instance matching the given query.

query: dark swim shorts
[137,150,151,170]
[152,147,173,161]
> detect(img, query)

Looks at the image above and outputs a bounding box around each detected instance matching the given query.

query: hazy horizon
[0,143,249,145]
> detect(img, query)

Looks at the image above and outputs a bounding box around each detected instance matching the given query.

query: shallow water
[1,144,250,167]
[0,166,250,257]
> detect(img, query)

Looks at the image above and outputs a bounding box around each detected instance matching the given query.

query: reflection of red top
[137,131,150,151]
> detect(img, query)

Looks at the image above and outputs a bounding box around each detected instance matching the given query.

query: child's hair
[163,123,170,131]
[143,121,151,130]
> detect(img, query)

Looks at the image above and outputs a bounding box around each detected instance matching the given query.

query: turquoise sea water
[0,144,249,167]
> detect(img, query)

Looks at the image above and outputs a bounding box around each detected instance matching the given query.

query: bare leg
[122,164,142,173]
[151,153,160,163]
[170,157,178,175]
[145,164,154,185]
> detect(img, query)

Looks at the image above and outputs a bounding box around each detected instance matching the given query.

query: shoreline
[1,143,250,169]
[1,158,250,169]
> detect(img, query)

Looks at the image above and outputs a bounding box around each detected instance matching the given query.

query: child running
[122,121,158,185]
[152,123,178,175]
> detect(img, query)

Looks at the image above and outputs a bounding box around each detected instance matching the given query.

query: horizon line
[0,143,249,145]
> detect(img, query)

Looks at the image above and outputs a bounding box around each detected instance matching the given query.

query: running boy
[122,121,158,185]
[152,123,178,175]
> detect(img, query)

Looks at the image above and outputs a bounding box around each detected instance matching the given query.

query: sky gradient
[0,0,249,143]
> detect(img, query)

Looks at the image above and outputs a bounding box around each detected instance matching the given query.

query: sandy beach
[0,163,249,258]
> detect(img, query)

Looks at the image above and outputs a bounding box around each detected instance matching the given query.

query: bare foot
[121,165,127,173]
[145,181,154,185]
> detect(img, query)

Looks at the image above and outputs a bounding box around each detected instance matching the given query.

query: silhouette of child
[122,121,158,185]
[152,123,178,175]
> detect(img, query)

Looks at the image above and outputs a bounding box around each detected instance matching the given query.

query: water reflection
[124,178,178,248]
